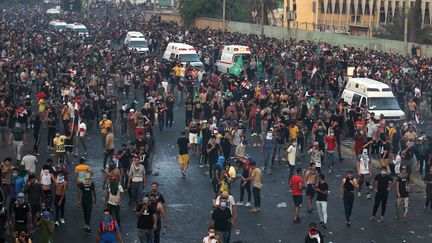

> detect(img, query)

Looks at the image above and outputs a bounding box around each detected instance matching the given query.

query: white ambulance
[124,31,149,53]
[215,45,251,73]
[341,78,405,121]
[49,20,67,31]
[162,43,203,67]
[66,23,89,37]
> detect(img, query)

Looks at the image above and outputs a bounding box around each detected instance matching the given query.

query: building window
[320,0,325,14]
[351,15,361,22]
[342,0,347,14]
[334,0,340,13]
[313,2,316,14]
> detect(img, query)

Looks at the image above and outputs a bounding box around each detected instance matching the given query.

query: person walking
[304,162,318,213]
[128,155,146,207]
[262,129,275,174]
[103,127,115,171]
[99,114,113,149]
[37,211,54,243]
[77,173,96,233]
[357,148,372,199]
[211,197,232,243]
[96,209,123,243]
[135,197,157,243]
[176,131,190,177]
[340,170,357,226]
[286,139,297,181]
[105,176,124,229]
[370,166,394,222]
[75,119,88,156]
[11,122,25,162]
[54,173,67,226]
[315,174,328,229]
[395,166,410,222]
[289,167,303,224]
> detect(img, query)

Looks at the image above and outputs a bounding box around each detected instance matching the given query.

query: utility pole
[403,0,409,55]
[222,0,226,30]
[260,0,264,35]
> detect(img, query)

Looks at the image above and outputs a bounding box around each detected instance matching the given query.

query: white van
[215,45,251,73]
[341,78,405,121]
[162,43,203,67]
[46,6,61,14]
[49,20,67,31]
[124,31,149,53]
[66,23,89,37]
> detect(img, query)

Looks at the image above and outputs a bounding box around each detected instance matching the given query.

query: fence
[157,14,432,57]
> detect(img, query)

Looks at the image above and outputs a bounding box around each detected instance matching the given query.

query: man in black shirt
[207,135,221,180]
[135,197,157,243]
[212,201,232,243]
[396,166,410,221]
[220,131,233,159]
[11,193,32,234]
[401,139,415,176]
[370,166,394,222]
[424,167,432,210]
[177,132,189,177]
[315,174,328,228]
[0,204,7,243]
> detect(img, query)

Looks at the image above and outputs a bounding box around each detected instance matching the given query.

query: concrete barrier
[156,14,432,57]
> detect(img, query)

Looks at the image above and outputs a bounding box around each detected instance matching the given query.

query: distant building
[281,0,431,35]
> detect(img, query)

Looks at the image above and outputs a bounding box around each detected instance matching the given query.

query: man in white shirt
[75,120,87,156]
[357,149,372,199]
[286,140,297,181]
[21,150,38,174]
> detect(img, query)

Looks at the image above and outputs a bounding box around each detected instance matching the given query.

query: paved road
[3,97,432,243]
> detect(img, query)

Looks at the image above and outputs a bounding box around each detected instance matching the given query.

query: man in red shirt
[325,132,337,174]
[289,167,304,224]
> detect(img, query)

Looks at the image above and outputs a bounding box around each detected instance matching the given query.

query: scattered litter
[274,194,279,197]
[417,235,424,239]
[335,174,341,177]
[175,208,184,212]
[152,171,159,176]
[328,232,333,235]
[277,202,287,208]
[281,181,286,184]
[409,231,415,235]
[360,228,365,230]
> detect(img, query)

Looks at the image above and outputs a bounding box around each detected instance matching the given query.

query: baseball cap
[17,193,24,198]
[42,211,51,219]
[79,157,86,163]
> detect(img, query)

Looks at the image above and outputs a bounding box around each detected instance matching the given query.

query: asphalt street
[2,97,432,243]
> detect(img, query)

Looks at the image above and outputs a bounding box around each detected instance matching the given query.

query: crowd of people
[0,1,431,243]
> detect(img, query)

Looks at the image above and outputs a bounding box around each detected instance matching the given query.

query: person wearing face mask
[340,170,358,226]
[11,193,32,236]
[96,209,123,243]
[304,222,324,243]
[202,226,219,243]
[262,129,275,175]
[357,149,372,199]
[370,166,395,222]
[395,166,410,222]
[37,211,54,243]
[212,194,232,243]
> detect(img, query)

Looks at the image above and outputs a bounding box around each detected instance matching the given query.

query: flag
[229,56,244,77]
[311,65,317,79]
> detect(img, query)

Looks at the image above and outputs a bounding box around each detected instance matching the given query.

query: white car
[124,31,149,53]
[162,43,203,67]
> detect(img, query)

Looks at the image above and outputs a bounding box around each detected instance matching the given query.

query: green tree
[374,0,432,44]
[249,0,278,25]
[179,0,252,26]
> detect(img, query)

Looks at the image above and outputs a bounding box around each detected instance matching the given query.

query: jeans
[316,200,328,224]
[253,187,261,208]
[372,191,389,217]
[158,114,165,131]
[0,126,7,142]
[138,228,154,243]
[240,180,251,203]
[13,140,24,161]
[82,203,92,226]
[358,174,371,194]
[327,151,335,169]
[108,203,121,228]
[76,136,87,153]
[215,230,228,243]
[131,181,144,204]
[343,192,354,221]
[54,195,65,221]
[166,110,173,128]
[275,144,285,161]
[103,149,114,169]
[288,164,295,181]
[263,150,273,170]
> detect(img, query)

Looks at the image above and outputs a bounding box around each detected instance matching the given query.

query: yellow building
[282,0,432,35]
